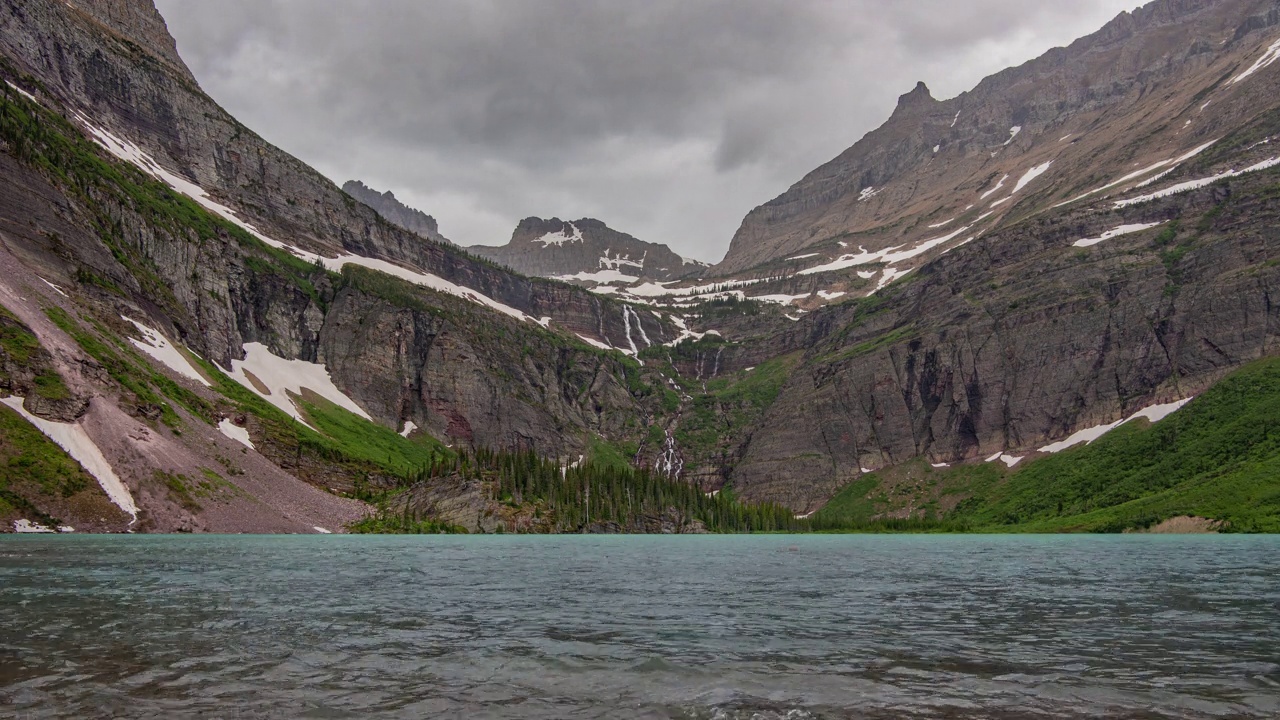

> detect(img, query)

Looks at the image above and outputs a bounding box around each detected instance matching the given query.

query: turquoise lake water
[1,534,1277,718]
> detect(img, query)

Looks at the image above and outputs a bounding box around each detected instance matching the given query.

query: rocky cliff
[469,217,705,289]
[0,0,683,533]
[342,180,450,244]
[3,0,1280,533]
[715,0,1280,280]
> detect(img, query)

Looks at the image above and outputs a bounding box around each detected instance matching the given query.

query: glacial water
[1,534,1277,719]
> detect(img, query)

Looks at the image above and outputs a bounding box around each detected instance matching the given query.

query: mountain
[468,217,706,289]
[673,0,1280,509]
[341,180,450,244]
[715,0,1280,282]
[0,0,693,533]
[2,0,1279,534]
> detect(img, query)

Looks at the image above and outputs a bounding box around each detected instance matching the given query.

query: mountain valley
[2,0,1280,534]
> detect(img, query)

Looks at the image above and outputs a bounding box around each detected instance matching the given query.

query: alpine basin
[1,535,1277,719]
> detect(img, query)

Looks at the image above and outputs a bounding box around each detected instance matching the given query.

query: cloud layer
[155,0,1140,261]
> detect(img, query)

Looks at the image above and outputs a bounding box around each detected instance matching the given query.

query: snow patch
[223,342,371,427]
[927,217,956,229]
[5,80,36,103]
[313,526,333,534]
[1012,161,1053,194]
[72,111,535,324]
[1,396,137,522]
[1039,398,1192,453]
[13,519,56,533]
[399,420,418,438]
[534,223,585,246]
[1115,156,1280,208]
[576,333,614,351]
[218,418,254,449]
[788,253,820,260]
[39,277,68,298]
[858,186,881,202]
[1229,36,1280,85]
[122,316,211,387]
[1004,126,1022,145]
[554,268,639,284]
[979,174,1008,200]
[816,290,845,300]
[931,463,950,468]
[951,111,961,128]
[1055,141,1217,208]
[1072,222,1163,248]
[933,145,940,154]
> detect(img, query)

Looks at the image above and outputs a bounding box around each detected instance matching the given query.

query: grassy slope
[814,356,1280,532]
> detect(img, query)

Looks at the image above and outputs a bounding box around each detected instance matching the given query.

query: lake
[1,535,1277,718]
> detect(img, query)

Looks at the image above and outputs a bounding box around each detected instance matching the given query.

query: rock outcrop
[469,217,704,288]
[715,0,1280,276]
[342,180,450,244]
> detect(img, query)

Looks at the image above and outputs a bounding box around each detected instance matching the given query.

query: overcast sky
[153,0,1139,262]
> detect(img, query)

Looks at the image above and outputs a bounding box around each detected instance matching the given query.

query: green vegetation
[44,306,209,428]
[0,403,97,526]
[349,514,467,534]
[0,311,69,400]
[673,353,799,454]
[298,395,453,477]
[356,446,804,534]
[947,356,1280,532]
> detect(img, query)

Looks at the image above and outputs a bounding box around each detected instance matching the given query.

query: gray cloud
[154,0,1139,261]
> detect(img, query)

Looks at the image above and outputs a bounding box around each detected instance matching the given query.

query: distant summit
[468,217,705,290]
[342,180,450,244]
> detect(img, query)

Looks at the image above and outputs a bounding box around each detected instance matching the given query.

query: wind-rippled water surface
[1,535,1278,719]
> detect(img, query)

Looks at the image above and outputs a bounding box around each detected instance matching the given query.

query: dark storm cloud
[154,0,1139,260]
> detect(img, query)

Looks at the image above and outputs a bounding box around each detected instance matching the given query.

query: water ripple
[1,534,1277,719]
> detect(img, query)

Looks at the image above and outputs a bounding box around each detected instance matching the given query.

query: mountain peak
[895,81,935,111]
[342,180,448,244]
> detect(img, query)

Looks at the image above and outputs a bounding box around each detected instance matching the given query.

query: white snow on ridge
[218,418,254,449]
[39,277,68,298]
[1055,140,1217,208]
[5,80,36,103]
[979,174,1008,200]
[399,421,418,438]
[927,217,956,229]
[1,396,137,522]
[1039,398,1192,453]
[753,293,810,306]
[1072,222,1163,248]
[1229,36,1280,85]
[576,333,614,351]
[223,342,372,428]
[534,223,584,246]
[1004,126,1022,146]
[1115,156,1280,208]
[122,316,211,387]
[1012,161,1053,194]
[985,452,1023,467]
[72,112,537,325]
[788,253,820,260]
[858,186,881,202]
[553,268,639,285]
[951,111,961,128]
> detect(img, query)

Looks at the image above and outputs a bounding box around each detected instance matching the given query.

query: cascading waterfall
[621,304,639,354]
[656,430,684,479]
[621,305,650,355]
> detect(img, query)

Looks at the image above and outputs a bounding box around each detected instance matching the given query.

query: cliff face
[341,180,449,244]
[4,0,1280,531]
[715,0,1280,277]
[469,217,704,288]
[0,0,681,532]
